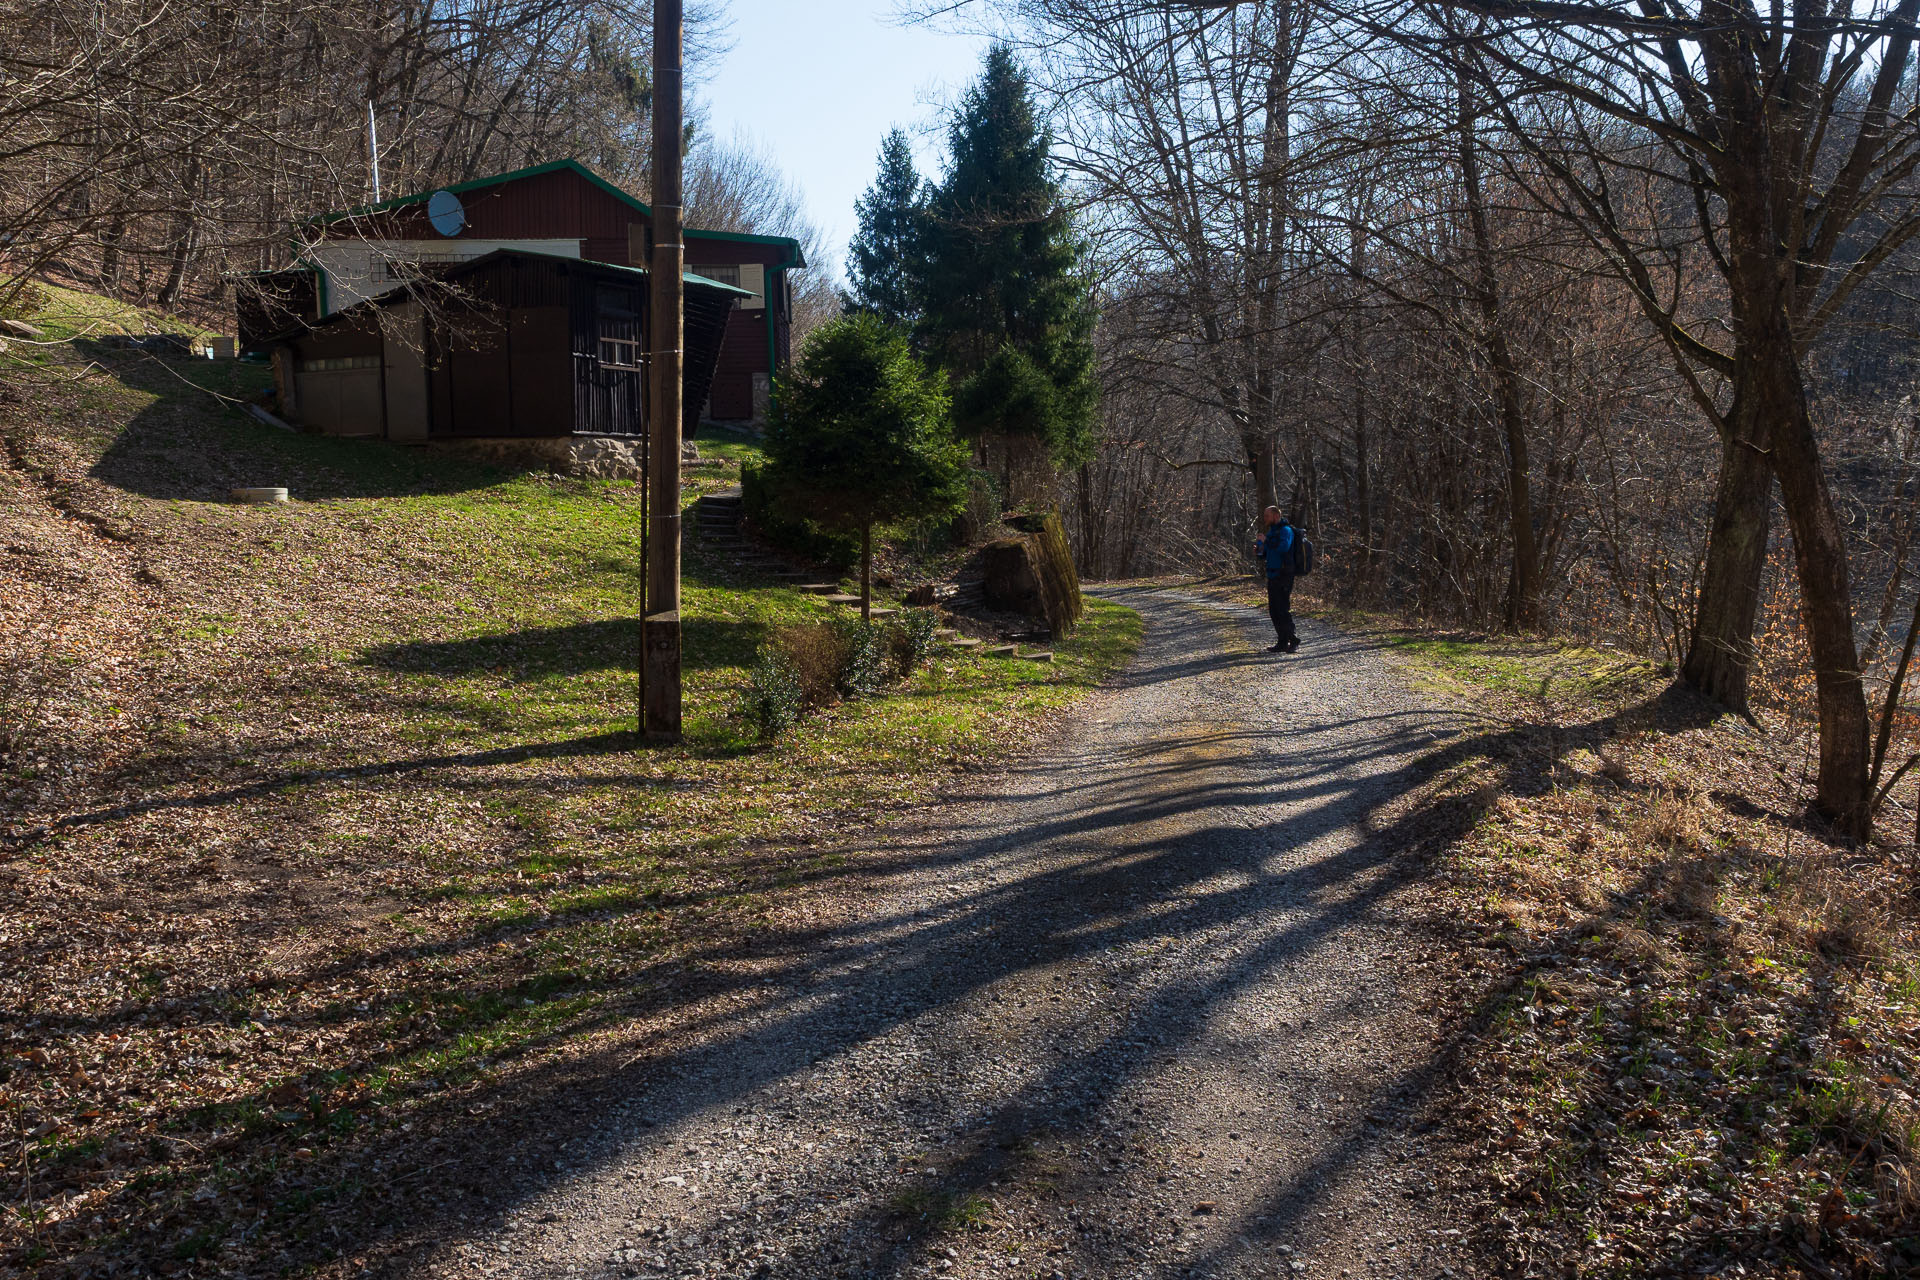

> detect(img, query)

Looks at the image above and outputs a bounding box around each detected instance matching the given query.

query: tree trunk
[1243,431,1277,513]
[1457,70,1540,631]
[1354,383,1373,596]
[100,214,126,297]
[1681,419,1773,715]
[1872,586,1920,795]
[1766,366,1873,837]
[860,522,872,623]
[157,212,199,310]
[1077,462,1097,579]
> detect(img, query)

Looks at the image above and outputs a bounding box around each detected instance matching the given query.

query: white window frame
[598,336,642,371]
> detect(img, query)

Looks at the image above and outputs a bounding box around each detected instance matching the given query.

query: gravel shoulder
[399,587,1480,1280]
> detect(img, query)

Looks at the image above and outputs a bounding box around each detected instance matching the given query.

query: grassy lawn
[0,290,1141,1272]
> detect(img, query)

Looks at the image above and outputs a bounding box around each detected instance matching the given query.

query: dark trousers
[1266,573,1297,645]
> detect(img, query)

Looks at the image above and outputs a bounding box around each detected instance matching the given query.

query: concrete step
[822,593,861,605]
[933,628,958,641]
[946,637,982,650]
[798,583,842,595]
[1022,649,1055,663]
[983,644,1017,658]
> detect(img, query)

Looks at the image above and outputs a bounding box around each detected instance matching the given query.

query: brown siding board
[449,308,514,437]
[511,307,572,435]
[358,168,642,264]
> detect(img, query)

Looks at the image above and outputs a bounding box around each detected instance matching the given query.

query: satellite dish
[427,190,465,237]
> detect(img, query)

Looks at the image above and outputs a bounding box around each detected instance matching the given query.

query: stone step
[933,628,958,641]
[946,637,982,650]
[822,593,862,605]
[798,583,842,595]
[866,607,898,619]
[983,644,1017,658]
[1023,650,1056,663]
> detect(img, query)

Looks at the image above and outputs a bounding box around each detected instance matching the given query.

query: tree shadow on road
[36,588,1731,1279]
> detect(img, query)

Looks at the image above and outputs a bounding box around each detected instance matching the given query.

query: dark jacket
[1256,523,1296,579]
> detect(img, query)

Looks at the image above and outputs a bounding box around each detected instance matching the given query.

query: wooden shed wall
[287,316,385,436]
[278,251,734,442]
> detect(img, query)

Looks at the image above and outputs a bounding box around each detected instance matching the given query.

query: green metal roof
[254,248,754,346]
[449,247,758,298]
[309,158,806,268]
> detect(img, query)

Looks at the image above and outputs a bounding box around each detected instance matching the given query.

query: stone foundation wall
[570,434,648,479]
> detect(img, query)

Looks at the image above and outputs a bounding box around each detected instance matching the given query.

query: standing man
[1255,506,1299,654]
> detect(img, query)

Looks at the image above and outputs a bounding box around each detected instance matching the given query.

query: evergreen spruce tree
[845,130,924,329]
[920,44,1097,481]
[761,314,967,620]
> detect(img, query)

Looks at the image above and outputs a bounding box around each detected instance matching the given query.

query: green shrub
[741,462,859,570]
[830,614,891,697]
[888,608,940,677]
[742,650,805,739]
[742,612,934,738]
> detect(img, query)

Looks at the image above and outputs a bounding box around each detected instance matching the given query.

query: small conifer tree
[761,315,968,620]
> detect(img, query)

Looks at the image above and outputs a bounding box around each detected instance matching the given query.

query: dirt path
[412,588,1475,1280]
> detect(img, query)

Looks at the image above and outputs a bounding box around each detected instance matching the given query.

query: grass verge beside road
[0,320,1140,1273]
[1178,575,1920,1276]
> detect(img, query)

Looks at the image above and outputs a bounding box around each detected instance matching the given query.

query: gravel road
[416,588,1473,1280]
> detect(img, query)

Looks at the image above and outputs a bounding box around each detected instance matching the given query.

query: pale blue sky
[700,2,994,286]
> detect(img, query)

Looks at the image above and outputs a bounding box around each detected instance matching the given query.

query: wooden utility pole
[644,0,684,739]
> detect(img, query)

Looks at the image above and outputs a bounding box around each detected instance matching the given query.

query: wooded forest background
[979,0,1920,843]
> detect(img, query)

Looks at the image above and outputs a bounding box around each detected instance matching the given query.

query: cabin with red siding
[257,159,805,427]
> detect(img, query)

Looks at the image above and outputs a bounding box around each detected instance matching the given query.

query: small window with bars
[598,336,642,370]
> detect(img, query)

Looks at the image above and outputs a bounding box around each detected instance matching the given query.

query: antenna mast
[367,101,382,200]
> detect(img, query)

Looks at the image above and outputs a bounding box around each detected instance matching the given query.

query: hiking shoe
[1283,638,1300,653]
[1267,642,1286,653]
